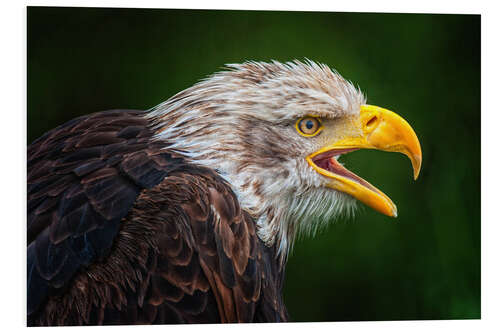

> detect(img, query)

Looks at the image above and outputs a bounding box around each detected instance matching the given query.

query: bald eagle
[27,60,421,325]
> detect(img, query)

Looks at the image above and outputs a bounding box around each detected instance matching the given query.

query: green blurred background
[27,7,480,321]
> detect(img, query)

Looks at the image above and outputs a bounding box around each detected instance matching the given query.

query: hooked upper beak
[306,104,422,217]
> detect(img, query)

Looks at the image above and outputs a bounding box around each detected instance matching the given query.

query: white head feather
[147,60,366,262]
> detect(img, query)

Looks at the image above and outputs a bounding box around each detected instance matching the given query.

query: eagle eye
[296,116,323,137]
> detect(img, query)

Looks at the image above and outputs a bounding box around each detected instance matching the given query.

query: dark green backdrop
[27,7,480,321]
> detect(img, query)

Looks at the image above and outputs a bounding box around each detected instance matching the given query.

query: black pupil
[305,120,314,130]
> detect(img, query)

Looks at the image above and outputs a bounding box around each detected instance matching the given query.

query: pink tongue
[327,157,359,181]
[326,157,379,193]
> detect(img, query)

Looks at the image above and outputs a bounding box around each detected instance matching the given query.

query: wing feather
[28,109,288,325]
[27,110,182,317]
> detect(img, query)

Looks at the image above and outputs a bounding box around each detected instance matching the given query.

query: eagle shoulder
[27,109,187,320]
[28,109,287,325]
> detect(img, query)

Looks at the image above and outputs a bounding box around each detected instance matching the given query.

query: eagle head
[149,60,422,260]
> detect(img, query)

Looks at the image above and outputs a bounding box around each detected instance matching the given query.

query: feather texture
[27,109,287,325]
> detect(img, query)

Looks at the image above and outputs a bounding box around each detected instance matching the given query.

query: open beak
[306,105,422,217]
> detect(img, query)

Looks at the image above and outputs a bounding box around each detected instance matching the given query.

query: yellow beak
[306,105,422,217]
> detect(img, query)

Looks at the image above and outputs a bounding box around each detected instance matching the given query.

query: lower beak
[306,105,422,217]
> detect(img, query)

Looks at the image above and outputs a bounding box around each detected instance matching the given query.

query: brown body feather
[27,110,287,325]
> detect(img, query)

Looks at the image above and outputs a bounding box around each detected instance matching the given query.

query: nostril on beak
[365,115,378,130]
